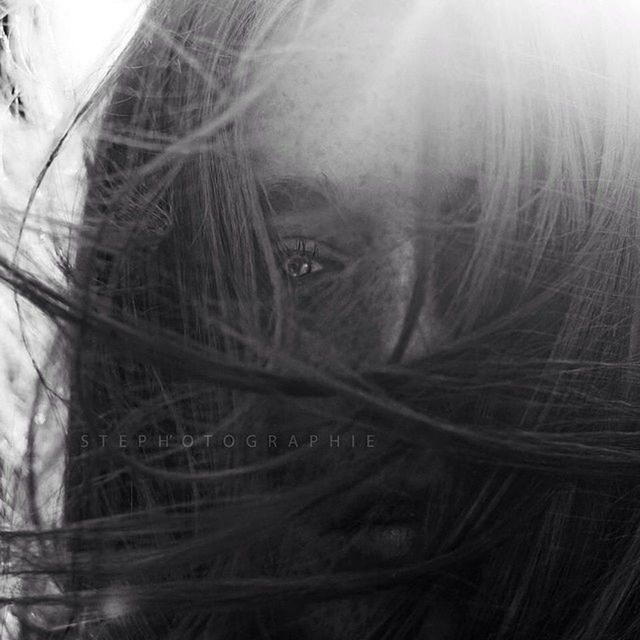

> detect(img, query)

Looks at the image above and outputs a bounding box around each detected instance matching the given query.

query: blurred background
[0,3,144,635]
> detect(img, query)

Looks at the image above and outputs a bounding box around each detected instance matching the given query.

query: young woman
[5,0,640,638]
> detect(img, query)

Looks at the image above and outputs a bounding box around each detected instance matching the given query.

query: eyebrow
[258,176,337,215]
[259,176,374,253]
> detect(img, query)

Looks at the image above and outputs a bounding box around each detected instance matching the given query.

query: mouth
[324,481,427,565]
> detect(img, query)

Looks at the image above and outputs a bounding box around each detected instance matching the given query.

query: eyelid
[278,236,349,263]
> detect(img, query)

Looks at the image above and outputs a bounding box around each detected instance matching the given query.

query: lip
[324,485,425,564]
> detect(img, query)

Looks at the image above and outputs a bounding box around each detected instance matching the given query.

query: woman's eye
[279,238,344,280]
[283,253,323,278]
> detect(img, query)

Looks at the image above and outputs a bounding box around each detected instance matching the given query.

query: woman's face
[246,0,477,364]
[240,8,476,635]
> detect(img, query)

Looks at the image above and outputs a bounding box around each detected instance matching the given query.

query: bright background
[40,0,145,94]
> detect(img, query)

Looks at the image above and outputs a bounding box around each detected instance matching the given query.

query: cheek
[287,253,414,365]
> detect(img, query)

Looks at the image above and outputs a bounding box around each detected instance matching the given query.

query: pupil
[286,255,311,277]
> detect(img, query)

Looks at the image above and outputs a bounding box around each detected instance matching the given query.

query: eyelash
[291,238,319,258]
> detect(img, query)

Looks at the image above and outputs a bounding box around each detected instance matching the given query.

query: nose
[382,238,439,364]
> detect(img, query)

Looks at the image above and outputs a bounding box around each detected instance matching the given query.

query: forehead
[245,0,478,204]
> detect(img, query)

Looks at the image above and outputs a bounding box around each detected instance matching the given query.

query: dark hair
[6,1,640,638]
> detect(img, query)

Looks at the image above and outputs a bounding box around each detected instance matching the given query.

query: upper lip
[328,485,425,532]
[326,489,426,565]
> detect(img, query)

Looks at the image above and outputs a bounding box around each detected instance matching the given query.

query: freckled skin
[246,0,476,363]
[252,1,425,197]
